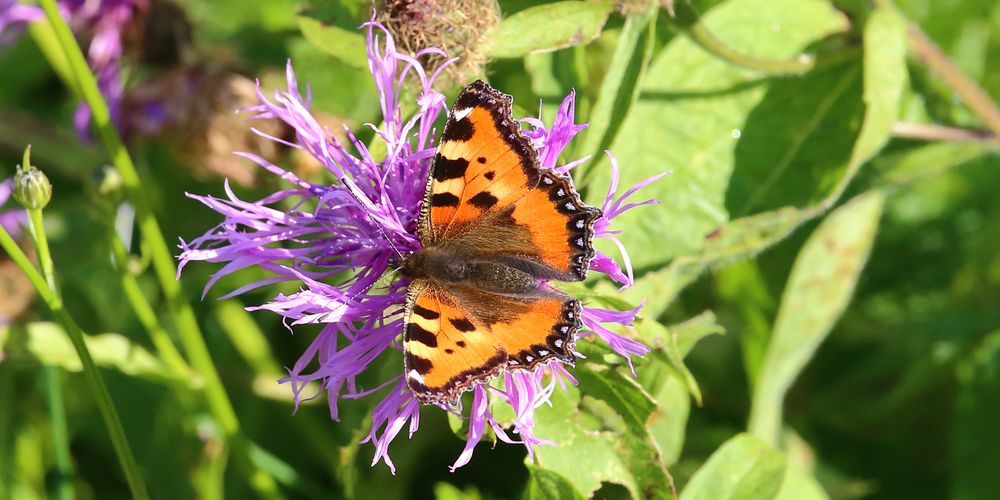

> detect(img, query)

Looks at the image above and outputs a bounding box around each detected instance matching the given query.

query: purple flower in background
[0,179,27,240]
[179,17,660,472]
[0,0,147,137]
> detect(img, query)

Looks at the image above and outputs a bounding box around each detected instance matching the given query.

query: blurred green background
[1,0,998,498]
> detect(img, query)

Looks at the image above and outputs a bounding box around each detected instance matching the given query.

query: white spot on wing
[564,202,576,211]
[407,370,425,384]
[554,339,564,348]
[452,107,473,121]
[538,349,550,356]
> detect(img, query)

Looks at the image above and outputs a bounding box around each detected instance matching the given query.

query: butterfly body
[401,81,601,405]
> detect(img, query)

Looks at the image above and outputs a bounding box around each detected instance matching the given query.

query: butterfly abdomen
[401,247,540,296]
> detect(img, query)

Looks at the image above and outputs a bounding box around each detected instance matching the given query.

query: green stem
[0,222,149,499]
[44,366,74,500]
[106,225,191,378]
[27,209,56,292]
[29,204,75,500]
[36,0,279,493]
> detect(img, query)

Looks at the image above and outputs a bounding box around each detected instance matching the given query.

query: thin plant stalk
[1,218,149,499]
[105,224,191,378]
[34,0,279,494]
[44,366,74,500]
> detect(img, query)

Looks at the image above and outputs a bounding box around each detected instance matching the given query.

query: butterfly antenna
[337,175,407,261]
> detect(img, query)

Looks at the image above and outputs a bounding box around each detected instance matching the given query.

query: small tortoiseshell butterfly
[399,81,602,405]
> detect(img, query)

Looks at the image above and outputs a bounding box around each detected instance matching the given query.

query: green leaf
[634,311,725,404]
[852,5,908,168]
[576,8,657,176]
[775,463,828,500]
[0,322,183,384]
[951,330,1000,500]
[523,465,587,500]
[725,65,862,216]
[820,2,908,205]
[532,365,674,499]
[640,361,690,466]
[680,433,787,500]
[489,1,616,58]
[621,205,811,318]
[590,0,849,269]
[876,141,994,189]
[748,191,884,446]
[297,15,369,70]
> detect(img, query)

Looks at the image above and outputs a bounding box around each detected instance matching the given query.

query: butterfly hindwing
[403,282,581,404]
[403,281,506,404]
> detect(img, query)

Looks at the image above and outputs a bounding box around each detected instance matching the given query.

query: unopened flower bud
[13,148,52,210]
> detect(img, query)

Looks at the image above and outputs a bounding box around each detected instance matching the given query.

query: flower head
[180,15,661,472]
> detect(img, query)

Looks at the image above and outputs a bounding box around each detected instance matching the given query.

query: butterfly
[399,81,602,405]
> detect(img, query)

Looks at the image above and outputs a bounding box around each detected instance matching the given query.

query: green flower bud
[13,147,52,210]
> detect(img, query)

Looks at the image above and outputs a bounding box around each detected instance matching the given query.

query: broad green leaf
[724,65,862,215]
[576,7,657,176]
[951,330,1000,500]
[775,463,828,500]
[821,2,908,205]
[748,191,884,446]
[876,141,994,188]
[0,322,183,384]
[852,5,908,168]
[622,205,810,318]
[523,465,587,500]
[634,311,725,404]
[490,1,616,58]
[640,361,690,466]
[590,0,848,269]
[187,0,299,35]
[297,15,369,70]
[715,260,776,389]
[533,365,674,499]
[680,433,786,500]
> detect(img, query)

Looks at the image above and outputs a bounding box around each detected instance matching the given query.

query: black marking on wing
[431,192,460,207]
[449,318,476,332]
[468,191,499,209]
[444,115,474,142]
[408,355,433,375]
[412,304,440,320]
[433,155,469,181]
[406,323,437,347]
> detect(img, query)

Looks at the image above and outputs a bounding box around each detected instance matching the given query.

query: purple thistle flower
[0,0,146,137]
[179,16,662,473]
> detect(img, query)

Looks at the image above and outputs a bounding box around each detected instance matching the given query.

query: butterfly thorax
[399,246,540,297]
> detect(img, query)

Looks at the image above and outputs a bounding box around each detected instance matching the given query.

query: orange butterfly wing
[403,282,579,404]
[419,81,601,281]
